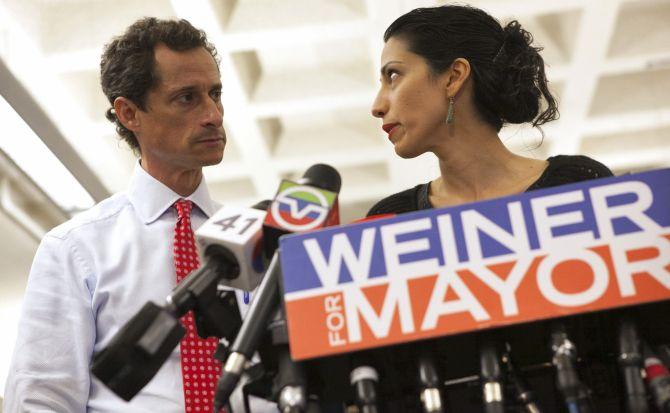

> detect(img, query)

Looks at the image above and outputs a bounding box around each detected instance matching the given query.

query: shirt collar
[127,161,217,224]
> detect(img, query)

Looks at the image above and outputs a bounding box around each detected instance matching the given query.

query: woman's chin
[393,142,422,159]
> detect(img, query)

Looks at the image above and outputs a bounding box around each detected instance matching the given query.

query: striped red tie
[173,199,224,412]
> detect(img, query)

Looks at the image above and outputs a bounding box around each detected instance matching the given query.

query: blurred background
[1,0,669,403]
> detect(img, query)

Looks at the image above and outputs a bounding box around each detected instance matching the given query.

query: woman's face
[371,36,450,158]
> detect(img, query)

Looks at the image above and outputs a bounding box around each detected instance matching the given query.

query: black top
[367,155,613,216]
[358,155,617,412]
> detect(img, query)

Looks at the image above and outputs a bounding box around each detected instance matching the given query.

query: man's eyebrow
[380,60,403,75]
[166,82,222,96]
[166,85,197,96]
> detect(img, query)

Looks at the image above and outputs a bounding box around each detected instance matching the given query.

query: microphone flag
[279,168,670,360]
[263,179,339,258]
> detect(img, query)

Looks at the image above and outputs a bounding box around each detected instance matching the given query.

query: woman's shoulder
[527,154,613,191]
[366,183,428,217]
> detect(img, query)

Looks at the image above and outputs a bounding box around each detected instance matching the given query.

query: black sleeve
[528,155,613,191]
[366,185,423,217]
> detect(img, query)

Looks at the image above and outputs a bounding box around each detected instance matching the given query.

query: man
[4,18,275,412]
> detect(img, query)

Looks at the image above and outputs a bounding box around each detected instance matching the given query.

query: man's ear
[445,57,471,98]
[113,97,141,133]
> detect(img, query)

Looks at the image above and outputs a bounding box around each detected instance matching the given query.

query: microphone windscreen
[351,213,396,224]
[298,163,342,193]
[252,199,272,211]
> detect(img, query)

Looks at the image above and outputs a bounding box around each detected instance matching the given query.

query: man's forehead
[153,44,220,85]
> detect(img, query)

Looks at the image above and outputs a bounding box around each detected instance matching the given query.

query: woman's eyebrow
[380,60,403,75]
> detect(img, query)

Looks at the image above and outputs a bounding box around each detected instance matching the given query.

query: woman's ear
[445,57,471,98]
[113,97,141,133]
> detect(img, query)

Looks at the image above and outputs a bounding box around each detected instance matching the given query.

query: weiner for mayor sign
[278,169,670,360]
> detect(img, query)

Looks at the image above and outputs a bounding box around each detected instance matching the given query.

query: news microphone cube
[195,205,266,291]
[263,180,339,258]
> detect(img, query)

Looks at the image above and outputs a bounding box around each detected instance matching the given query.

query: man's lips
[195,134,225,144]
[382,123,399,135]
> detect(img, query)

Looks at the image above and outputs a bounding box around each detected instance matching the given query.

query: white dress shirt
[3,163,277,413]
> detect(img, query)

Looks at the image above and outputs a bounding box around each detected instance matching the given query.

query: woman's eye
[388,71,399,83]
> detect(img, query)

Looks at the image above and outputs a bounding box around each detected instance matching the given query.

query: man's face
[135,43,225,174]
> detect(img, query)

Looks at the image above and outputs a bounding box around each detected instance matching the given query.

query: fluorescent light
[0,95,95,212]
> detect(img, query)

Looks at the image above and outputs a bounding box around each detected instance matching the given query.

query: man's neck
[140,159,203,197]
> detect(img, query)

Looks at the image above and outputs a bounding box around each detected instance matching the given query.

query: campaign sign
[279,169,670,360]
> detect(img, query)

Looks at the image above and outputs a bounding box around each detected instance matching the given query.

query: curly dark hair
[384,5,559,132]
[100,17,219,152]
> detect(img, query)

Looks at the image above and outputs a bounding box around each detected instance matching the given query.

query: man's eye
[211,90,222,100]
[177,93,194,104]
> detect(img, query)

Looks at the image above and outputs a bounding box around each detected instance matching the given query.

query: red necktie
[173,199,223,412]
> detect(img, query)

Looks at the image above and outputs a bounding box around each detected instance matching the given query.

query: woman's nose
[371,89,387,119]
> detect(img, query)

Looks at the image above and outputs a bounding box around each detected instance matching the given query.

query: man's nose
[202,97,223,128]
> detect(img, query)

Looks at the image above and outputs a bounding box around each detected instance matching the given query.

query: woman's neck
[430,122,546,207]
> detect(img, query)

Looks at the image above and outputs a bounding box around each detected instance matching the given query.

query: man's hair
[100,17,219,152]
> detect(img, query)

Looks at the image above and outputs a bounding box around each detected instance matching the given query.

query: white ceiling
[1,0,670,393]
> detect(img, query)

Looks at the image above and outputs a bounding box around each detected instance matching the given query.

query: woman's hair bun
[493,20,558,126]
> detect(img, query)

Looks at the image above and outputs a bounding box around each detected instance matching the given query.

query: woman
[361,5,617,412]
[368,4,612,217]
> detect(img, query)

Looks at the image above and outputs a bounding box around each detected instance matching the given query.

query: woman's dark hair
[100,17,219,152]
[384,5,558,131]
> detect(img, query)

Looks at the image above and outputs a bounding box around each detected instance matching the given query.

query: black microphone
[618,318,649,413]
[350,364,380,413]
[214,164,342,411]
[418,353,444,413]
[262,163,341,258]
[480,340,504,413]
[91,201,269,401]
[214,252,282,410]
[549,323,593,413]
[642,342,670,413]
[502,342,542,413]
[275,343,308,413]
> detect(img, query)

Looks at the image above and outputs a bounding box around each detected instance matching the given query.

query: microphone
[417,352,444,413]
[502,342,542,413]
[618,318,649,413]
[194,200,270,291]
[549,323,593,413]
[276,344,308,413]
[262,163,341,258]
[656,345,670,368]
[350,365,380,413]
[642,342,670,412]
[91,201,269,401]
[214,164,342,411]
[91,301,186,401]
[344,213,398,413]
[479,340,504,413]
[350,213,396,224]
